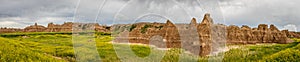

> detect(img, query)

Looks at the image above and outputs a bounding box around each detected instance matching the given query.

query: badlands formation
[0,22,111,33]
[0,13,299,56]
[115,13,297,56]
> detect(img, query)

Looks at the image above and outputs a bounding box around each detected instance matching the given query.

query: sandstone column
[198,13,213,56]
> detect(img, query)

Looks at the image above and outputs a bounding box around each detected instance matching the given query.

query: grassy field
[224,38,300,62]
[0,36,64,62]
[0,32,300,62]
[0,32,197,62]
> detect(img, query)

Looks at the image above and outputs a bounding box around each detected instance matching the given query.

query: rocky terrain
[0,22,111,33]
[113,13,297,56]
[0,28,23,33]
[1,13,300,57]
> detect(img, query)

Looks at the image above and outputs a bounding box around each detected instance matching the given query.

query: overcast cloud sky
[0,0,299,31]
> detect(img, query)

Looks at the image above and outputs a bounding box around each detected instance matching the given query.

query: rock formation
[226,24,293,44]
[117,13,294,56]
[197,13,213,56]
[2,22,111,33]
[24,23,47,32]
[0,27,23,33]
[227,25,245,44]
[45,22,72,32]
[283,30,300,38]
[163,20,181,48]
[127,20,181,48]
[190,18,197,26]
[0,13,297,57]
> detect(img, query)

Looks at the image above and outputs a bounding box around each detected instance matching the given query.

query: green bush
[155,25,163,30]
[141,24,151,33]
[129,24,137,32]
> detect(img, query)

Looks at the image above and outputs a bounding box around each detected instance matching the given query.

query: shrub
[141,24,151,33]
[155,25,164,30]
[129,24,137,32]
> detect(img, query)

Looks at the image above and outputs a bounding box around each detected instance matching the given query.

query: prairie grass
[1,32,300,62]
[0,32,198,62]
[0,37,64,62]
[223,38,300,62]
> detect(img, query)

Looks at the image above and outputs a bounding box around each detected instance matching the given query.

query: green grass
[1,32,300,62]
[0,37,64,62]
[223,39,300,62]
[0,32,198,62]
[261,38,300,62]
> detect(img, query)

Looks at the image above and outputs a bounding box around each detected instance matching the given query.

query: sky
[0,0,299,31]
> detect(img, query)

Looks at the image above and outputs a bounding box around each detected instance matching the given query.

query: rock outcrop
[226,24,293,44]
[127,20,181,48]
[197,13,213,56]
[0,13,296,57]
[24,23,47,32]
[7,22,111,33]
[283,30,300,38]
[163,20,181,48]
[117,13,294,56]
[45,22,72,32]
[0,27,23,33]
[190,18,197,26]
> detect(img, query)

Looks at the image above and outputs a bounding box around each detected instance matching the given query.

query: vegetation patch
[223,38,300,62]
[155,25,164,30]
[129,24,137,32]
[0,37,64,62]
[141,24,152,33]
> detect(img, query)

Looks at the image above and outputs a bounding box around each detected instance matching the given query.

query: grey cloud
[0,0,299,31]
[220,0,300,31]
[0,0,77,28]
[103,0,223,25]
[0,0,76,17]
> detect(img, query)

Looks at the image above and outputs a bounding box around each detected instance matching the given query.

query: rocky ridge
[0,22,111,33]
[115,13,295,56]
